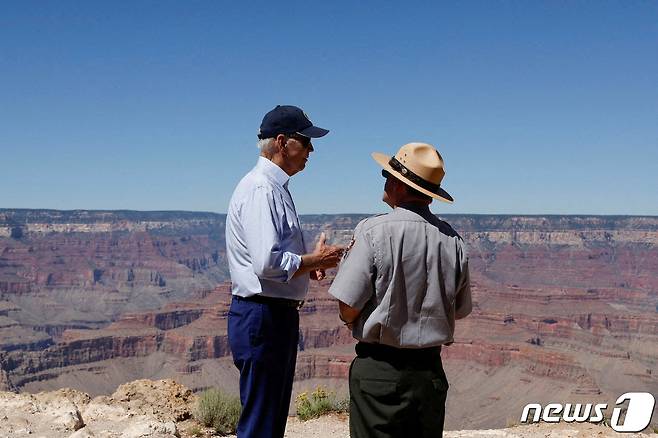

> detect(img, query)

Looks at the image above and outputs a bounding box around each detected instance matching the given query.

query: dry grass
[194,388,241,436]
[295,386,349,422]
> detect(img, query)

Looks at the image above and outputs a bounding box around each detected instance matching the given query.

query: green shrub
[332,395,350,414]
[195,388,241,436]
[295,386,348,421]
[188,424,204,437]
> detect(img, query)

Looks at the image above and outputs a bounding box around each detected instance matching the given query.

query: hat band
[389,157,440,193]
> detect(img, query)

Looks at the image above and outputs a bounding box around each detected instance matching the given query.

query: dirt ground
[177,414,654,438]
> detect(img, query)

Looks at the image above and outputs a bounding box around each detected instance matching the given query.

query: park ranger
[329,142,472,438]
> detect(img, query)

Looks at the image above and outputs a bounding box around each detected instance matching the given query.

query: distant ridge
[0,209,222,225]
[2,209,657,231]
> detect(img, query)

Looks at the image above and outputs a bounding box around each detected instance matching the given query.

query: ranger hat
[372,142,454,203]
[258,105,329,139]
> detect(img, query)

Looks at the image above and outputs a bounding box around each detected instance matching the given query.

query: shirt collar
[256,156,290,187]
[395,203,433,220]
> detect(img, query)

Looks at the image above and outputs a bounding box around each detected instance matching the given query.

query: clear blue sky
[1,1,657,215]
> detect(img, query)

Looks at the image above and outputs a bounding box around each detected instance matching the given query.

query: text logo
[520,392,655,433]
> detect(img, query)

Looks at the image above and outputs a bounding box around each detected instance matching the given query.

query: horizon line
[1,207,658,219]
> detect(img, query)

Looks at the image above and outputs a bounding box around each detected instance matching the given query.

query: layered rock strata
[1,210,657,429]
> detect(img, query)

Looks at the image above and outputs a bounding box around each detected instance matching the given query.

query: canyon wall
[1,209,657,429]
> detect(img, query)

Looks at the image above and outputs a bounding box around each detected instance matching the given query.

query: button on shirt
[226,157,308,300]
[329,205,472,348]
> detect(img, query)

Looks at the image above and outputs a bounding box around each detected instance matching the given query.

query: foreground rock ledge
[0,379,652,437]
[0,379,191,438]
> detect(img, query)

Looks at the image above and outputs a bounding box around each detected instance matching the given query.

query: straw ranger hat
[372,142,453,203]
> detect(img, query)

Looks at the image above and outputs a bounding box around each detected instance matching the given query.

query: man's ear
[275,134,288,154]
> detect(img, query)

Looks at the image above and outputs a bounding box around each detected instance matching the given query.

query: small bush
[188,424,204,437]
[295,386,348,421]
[195,388,241,436]
[332,396,350,414]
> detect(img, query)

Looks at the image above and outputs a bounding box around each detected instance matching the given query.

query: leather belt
[233,294,304,310]
[355,342,441,362]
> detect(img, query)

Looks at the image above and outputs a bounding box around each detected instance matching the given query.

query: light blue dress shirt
[226,157,309,300]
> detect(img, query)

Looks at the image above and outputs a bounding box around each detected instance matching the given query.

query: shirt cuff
[283,252,302,282]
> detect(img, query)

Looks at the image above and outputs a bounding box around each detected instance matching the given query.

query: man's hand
[294,232,345,279]
[312,232,344,269]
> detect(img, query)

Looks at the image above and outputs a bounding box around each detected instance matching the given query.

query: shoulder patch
[342,236,356,261]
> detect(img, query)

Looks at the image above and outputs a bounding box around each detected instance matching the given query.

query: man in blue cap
[226,105,345,438]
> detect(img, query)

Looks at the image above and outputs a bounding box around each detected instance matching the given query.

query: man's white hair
[257,137,278,158]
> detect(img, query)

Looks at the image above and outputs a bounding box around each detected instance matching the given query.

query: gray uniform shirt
[328,205,472,348]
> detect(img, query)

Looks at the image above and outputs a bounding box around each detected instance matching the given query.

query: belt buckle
[296,300,305,310]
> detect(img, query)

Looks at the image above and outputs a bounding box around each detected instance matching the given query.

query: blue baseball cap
[258,105,329,139]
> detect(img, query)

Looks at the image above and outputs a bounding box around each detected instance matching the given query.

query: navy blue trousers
[228,297,299,438]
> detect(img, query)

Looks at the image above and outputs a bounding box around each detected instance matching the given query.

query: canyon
[1,209,657,429]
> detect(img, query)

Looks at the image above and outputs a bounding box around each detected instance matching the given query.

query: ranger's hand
[310,269,326,281]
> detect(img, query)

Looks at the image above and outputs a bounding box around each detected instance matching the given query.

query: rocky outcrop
[0,379,193,437]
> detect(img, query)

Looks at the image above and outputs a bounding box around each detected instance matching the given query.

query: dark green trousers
[349,342,448,438]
